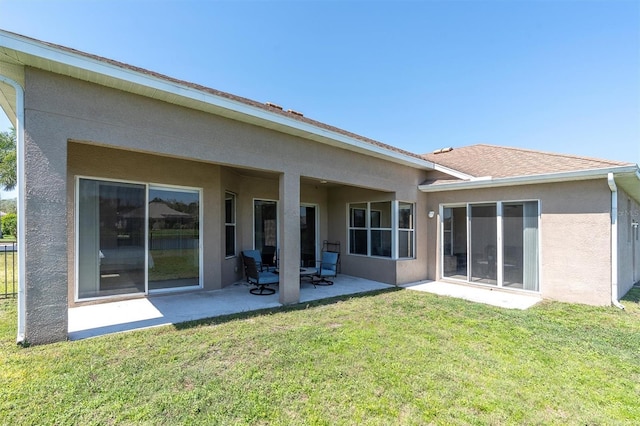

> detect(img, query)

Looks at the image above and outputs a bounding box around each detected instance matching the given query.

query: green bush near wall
[1,213,16,238]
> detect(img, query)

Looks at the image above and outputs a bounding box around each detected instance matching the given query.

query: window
[225,192,236,257]
[370,202,392,257]
[398,202,415,258]
[348,201,412,258]
[349,203,368,255]
[628,199,632,243]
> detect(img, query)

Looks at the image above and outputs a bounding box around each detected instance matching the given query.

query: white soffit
[615,169,640,203]
[0,30,437,170]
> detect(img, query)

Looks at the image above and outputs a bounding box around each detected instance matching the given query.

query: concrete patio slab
[68,275,392,340]
[68,277,542,341]
[402,280,542,310]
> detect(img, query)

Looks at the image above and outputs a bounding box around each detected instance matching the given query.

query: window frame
[397,201,415,259]
[225,192,236,258]
[347,201,415,259]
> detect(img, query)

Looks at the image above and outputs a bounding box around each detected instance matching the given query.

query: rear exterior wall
[617,187,640,297]
[24,67,431,341]
[426,179,613,305]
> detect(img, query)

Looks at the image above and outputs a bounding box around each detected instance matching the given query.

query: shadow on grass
[173,286,402,331]
[622,286,640,304]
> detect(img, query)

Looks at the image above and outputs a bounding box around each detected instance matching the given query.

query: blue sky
[0,0,638,199]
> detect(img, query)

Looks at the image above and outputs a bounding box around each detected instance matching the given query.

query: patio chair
[241,249,276,275]
[241,253,279,295]
[312,251,339,287]
[261,245,277,269]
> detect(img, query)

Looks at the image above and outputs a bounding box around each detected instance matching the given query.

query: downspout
[607,173,625,310]
[0,75,26,342]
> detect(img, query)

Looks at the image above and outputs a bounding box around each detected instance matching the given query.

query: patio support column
[22,113,68,344]
[278,171,300,304]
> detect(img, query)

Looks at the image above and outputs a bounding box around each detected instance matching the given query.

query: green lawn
[1,288,639,425]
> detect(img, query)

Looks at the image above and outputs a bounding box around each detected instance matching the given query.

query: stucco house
[0,29,639,345]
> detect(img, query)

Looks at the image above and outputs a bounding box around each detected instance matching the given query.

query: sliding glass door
[148,187,200,291]
[470,204,498,285]
[254,200,278,267]
[441,201,539,292]
[300,205,317,267]
[77,178,201,300]
[503,201,539,291]
[442,206,467,280]
[78,179,146,299]
[253,200,319,267]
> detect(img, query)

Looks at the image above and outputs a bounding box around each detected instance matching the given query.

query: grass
[1,288,639,425]
[149,249,199,281]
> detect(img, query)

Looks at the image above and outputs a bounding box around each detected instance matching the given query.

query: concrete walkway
[68,277,542,340]
[402,280,542,310]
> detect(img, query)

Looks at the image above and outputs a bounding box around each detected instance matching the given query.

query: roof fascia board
[0,30,436,170]
[419,165,640,192]
[432,163,475,180]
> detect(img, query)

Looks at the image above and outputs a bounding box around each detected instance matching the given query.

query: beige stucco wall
[426,178,614,305]
[617,187,640,298]
[67,143,223,304]
[21,67,431,340]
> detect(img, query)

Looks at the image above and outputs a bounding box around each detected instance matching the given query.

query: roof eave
[0,30,438,171]
[418,165,640,193]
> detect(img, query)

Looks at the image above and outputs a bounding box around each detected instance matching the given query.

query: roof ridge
[472,143,633,166]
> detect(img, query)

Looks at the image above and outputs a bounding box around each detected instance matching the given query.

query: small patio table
[274,267,317,279]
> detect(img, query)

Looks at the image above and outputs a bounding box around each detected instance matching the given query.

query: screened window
[398,202,415,258]
[225,192,236,257]
[349,201,408,258]
[349,203,368,255]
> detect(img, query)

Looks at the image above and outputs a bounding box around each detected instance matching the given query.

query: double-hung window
[398,202,415,258]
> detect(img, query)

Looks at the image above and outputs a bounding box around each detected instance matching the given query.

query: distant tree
[0,128,16,191]
[0,198,16,215]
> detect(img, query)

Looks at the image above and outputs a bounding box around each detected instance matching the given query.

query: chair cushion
[258,271,279,284]
[318,268,337,277]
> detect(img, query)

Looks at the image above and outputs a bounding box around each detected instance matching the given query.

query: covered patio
[68,275,393,340]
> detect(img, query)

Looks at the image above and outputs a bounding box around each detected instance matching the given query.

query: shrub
[2,212,17,237]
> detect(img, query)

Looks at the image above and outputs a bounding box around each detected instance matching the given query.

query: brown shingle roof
[423,144,633,179]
